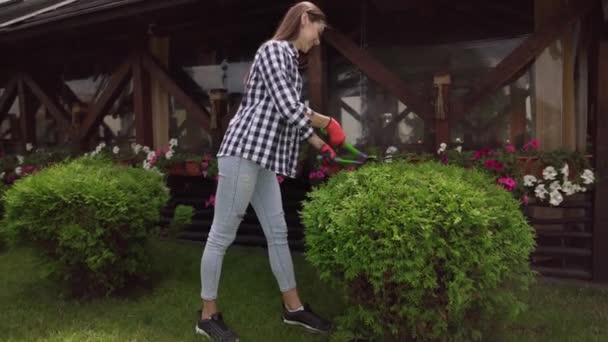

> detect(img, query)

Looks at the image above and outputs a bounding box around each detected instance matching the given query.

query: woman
[196,2,346,340]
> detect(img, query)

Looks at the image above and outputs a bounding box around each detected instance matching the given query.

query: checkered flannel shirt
[217,40,314,178]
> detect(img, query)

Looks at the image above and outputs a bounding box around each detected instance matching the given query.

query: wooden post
[132,52,154,147]
[593,34,608,282]
[149,35,170,149]
[509,85,528,146]
[208,88,227,153]
[17,75,38,149]
[307,44,326,114]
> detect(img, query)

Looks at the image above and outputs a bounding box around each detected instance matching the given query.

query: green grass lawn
[1,240,608,341]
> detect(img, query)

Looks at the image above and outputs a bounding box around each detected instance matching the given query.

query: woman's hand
[306,111,346,148]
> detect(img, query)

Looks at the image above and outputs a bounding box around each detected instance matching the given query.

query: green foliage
[167,205,194,238]
[301,161,536,341]
[0,156,170,297]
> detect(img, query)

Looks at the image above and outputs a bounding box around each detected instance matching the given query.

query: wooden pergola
[1,0,607,281]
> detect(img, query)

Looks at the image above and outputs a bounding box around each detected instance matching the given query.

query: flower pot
[184,161,201,176]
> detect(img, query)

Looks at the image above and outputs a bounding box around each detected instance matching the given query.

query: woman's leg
[249,169,302,309]
[200,156,259,318]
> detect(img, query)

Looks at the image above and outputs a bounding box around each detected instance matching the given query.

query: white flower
[26,143,33,151]
[455,146,462,153]
[549,181,562,192]
[535,184,548,200]
[165,150,174,160]
[0,172,5,179]
[15,167,22,176]
[455,138,462,143]
[542,166,558,181]
[562,181,576,196]
[142,146,150,153]
[561,163,569,177]
[437,143,447,154]
[134,145,142,154]
[169,138,178,147]
[506,139,511,144]
[16,155,24,164]
[549,190,564,206]
[143,160,151,170]
[385,146,398,154]
[573,184,587,193]
[146,151,156,161]
[523,175,537,187]
[113,146,120,154]
[581,169,594,185]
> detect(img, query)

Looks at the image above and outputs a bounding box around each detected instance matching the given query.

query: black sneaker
[281,303,331,333]
[195,312,239,341]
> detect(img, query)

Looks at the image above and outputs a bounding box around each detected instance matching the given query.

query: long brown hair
[272,1,327,41]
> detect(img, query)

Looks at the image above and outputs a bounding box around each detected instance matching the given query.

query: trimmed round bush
[1,156,170,296]
[301,161,535,341]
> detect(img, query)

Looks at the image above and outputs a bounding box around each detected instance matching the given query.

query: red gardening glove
[325,118,346,148]
[319,144,337,166]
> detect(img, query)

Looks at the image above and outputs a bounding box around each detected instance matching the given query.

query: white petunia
[549,190,564,206]
[169,138,178,147]
[437,143,447,154]
[0,172,5,179]
[535,184,548,200]
[15,167,22,176]
[562,181,576,196]
[523,175,537,187]
[573,184,587,193]
[142,146,150,153]
[113,146,120,154]
[146,151,156,161]
[455,146,462,153]
[549,181,561,192]
[542,166,557,181]
[143,160,151,170]
[26,143,33,152]
[561,163,569,177]
[455,138,462,143]
[16,155,24,164]
[581,169,594,185]
[165,150,174,159]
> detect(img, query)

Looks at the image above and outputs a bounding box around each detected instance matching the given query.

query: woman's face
[298,13,325,53]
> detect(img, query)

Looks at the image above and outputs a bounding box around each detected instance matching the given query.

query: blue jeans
[200,156,297,300]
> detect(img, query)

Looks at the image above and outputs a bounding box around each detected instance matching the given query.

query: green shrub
[1,156,170,296]
[167,204,194,238]
[301,161,535,341]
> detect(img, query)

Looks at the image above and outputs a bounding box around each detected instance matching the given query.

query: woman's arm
[306,111,331,129]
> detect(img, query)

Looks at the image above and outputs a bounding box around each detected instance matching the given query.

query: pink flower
[277,175,285,184]
[498,177,517,192]
[485,159,504,172]
[346,166,355,172]
[315,170,325,179]
[150,156,158,165]
[201,161,209,169]
[205,195,216,208]
[203,153,211,161]
[473,148,491,160]
[6,175,15,184]
[523,139,539,151]
[522,194,529,205]
[505,144,516,153]
[308,171,317,180]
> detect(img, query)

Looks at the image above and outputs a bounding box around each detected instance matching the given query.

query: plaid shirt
[217,40,314,178]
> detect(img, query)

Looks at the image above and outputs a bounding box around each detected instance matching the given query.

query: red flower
[473,148,492,160]
[523,139,539,151]
[505,144,516,153]
[484,159,504,172]
[498,177,517,192]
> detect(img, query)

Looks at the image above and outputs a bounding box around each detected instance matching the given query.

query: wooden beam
[79,58,132,141]
[17,76,39,147]
[594,38,608,282]
[451,0,595,124]
[307,44,327,113]
[132,53,154,147]
[323,29,434,122]
[140,49,211,131]
[0,77,18,123]
[339,99,362,122]
[21,73,70,129]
